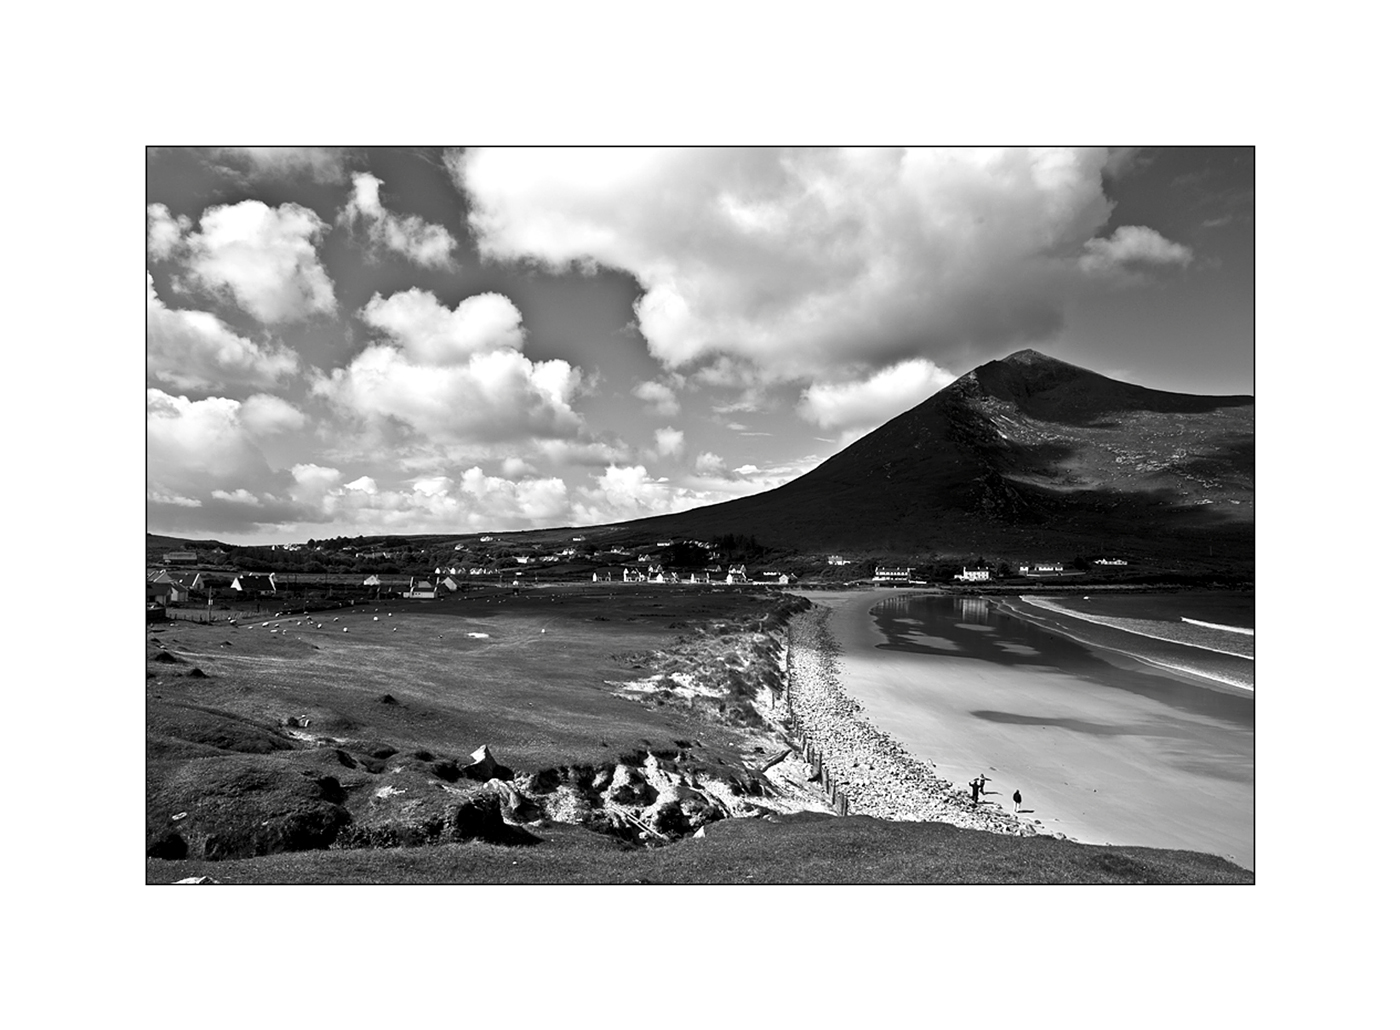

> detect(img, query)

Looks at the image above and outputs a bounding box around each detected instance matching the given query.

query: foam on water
[1018,596,1255,661]
[1182,617,1254,636]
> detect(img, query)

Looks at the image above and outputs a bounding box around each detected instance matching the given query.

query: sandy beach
[790,589,1254,869]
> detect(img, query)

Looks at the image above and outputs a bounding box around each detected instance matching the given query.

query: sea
[849,589,1255,866]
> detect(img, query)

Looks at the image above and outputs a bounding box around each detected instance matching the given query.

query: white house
[1019,562,1066,576]
[954,567,992,582]
[726,564,748,584]
[874,567,913,584]
[231,573,277,595]
[826,555,851,566]
[438,576,460,592]
[402,578,439,600]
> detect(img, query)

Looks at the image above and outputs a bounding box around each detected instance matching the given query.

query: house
[726,564,748,584]
[826,555,851,566]
[231,573,277,596]
[874,566,913,584]
[402,578,439,600]
[1019,562,1066,576]
[363,575,382,587]
[572,536,586,543]
[154,570,206,594]
[954,567,992,582]
[146,577,184,604]
[162,551,198,564]
[623,567,647,583]
[439,576,460,592]
[1094,558,1128,566]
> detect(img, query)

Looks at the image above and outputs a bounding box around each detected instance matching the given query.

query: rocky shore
[784,604,1043,837]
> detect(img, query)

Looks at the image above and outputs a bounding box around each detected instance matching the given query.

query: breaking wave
[1018,596,1254,661]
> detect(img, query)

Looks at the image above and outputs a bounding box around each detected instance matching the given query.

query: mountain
[618,350,1254,567]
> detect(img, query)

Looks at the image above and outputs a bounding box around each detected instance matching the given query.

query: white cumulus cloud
[147,273,298,390]
[340,173,457,269]
[633,379,680,416]
[184,200,336,323]
[452,146,1119,380]
[654,426,685,457]
[799,358,955,444]
[359,289,524,364]
[1080,225,1193,276]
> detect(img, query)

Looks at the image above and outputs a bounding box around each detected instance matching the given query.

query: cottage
[439,576,460,592]
[954,567,992,582]
[231,573,277,596]
[402,578,439,600]
[726,564,748,584]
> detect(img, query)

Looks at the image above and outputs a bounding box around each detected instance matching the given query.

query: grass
[147,813,1252,884]
[146,583,1253,882]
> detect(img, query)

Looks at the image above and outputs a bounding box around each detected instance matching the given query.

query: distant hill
[612,350,1254,568]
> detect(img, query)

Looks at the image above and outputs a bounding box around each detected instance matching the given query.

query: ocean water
[998,591,1254,693]
[853,591,1255,865]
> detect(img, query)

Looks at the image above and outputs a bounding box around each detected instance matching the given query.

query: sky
[146,146,1254,545]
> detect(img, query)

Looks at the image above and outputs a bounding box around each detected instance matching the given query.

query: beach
[787,589,1255,869]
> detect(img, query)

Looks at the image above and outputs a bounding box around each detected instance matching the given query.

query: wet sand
[795,589,1255,869]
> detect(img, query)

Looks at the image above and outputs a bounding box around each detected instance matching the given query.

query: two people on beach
[971,775,1025,814]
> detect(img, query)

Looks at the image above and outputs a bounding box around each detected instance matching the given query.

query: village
[146,533,1134,621]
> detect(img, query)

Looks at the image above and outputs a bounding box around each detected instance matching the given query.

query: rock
[147,829,188,860]
[378,693,399,705]
[172,876,219,884]
[452,793,541,846]
[495,781,545,823]
[462,745,511,782]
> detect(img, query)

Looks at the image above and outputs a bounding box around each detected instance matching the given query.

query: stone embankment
[784,605,1038,836]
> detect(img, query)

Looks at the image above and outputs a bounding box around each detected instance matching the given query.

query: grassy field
[148,813,1252,884]
[146,583,1253,883]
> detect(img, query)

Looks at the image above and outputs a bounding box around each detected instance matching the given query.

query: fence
[783,625,851,817]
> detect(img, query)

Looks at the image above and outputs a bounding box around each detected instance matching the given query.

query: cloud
[147,204,190,260]
[1079,225,1193,276]
[452,146,1120,380]
[240,393,308,435]
[340,173,457,268]
[213,147,349,183]
[459,467,570,524]
[633,379,680,416]
[569,464,705,525]
[147,389,277,512]
[734,464,759,475]
[798,357,955,444]
[501,457,536,478]
[314,343,583,446]
[695,451,726,476]
[147,273,298,390]
[654,426,685,457]
[211,488,262,505]
[184,200,336,323]
[359,289,524,364]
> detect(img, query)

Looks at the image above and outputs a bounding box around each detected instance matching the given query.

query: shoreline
[789,588,1253,869]
[783,603,1042,838]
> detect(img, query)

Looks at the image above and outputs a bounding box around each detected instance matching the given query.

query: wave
[1182,617,1254,636]
[1017,596,1254,661]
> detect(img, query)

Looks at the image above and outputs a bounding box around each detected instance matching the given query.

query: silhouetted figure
[970,779,981,803]
[1013,789,1022,812]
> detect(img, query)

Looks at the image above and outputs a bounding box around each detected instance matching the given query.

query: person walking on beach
[1013,789,1022,813]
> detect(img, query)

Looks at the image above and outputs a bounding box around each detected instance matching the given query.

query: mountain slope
[620,350,1254,565]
